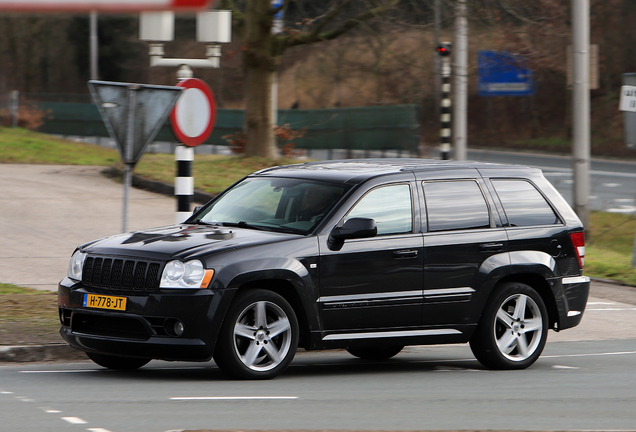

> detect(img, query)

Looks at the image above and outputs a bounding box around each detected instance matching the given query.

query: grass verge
[586,212,636,286]
[0,284,61,345]
[135,153,299,195]
[0,127,119,165]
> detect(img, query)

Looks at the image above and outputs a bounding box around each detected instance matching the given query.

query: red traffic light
[437,43,451,57]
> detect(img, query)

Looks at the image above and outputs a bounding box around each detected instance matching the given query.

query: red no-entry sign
[170,78,217,147]
[0,0,212,12]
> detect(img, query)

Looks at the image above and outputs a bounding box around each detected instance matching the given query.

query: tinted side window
[345,184,412,235]
[492,179,560,226]
[424,180,490,232]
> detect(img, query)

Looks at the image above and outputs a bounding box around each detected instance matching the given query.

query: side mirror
[328,217,377,250]
[192,205,203,215]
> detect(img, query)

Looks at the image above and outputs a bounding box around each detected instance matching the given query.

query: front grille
[82,256,162,292]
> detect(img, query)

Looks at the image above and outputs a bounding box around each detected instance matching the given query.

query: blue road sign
[478,50,534,97]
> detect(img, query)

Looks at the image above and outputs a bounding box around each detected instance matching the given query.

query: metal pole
[433,0,441,124]
[572,0,591,230]
[453,0,468,161]
[175,145,194,224]
[10,90,19,127]
[90,11,99,80]
[122,85,139,233]
[440,52,452,160]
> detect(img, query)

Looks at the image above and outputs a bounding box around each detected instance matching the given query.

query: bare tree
[219,0,399,158]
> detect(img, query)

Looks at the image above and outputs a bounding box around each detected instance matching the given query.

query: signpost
[0,0,212,11]
[478,50,534,97]
[88,80,183,232]
[170,78,217,147]
[619,85,636,113]
[619,76,636,268]
[170,78,217,223]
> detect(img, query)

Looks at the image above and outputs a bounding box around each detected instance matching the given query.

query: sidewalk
[0,164,175,291]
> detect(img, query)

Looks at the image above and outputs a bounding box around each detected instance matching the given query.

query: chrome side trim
[317,290,423,303]
[322,328,461,341]
[423,287,475,297]
[562,276,590,285]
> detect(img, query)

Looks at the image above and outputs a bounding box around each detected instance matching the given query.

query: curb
[101,167,216,205]
[0,344,87,363]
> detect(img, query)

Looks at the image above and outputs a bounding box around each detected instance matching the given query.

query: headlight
[160,260,213,289]
[67,250,87,281]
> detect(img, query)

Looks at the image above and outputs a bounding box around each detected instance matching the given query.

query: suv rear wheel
[470,282,548,370]
[214,289,299,380]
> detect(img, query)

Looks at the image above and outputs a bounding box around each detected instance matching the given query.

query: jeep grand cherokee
[59,159,589,379]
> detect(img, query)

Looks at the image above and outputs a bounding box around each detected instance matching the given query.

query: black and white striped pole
[175,143,194,224]
[438,42,452,160]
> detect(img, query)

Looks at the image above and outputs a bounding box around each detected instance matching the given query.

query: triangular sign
[88,80,183,165]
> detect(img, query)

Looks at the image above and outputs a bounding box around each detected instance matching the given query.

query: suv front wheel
[470,282,548,370]
[214,289,299,380]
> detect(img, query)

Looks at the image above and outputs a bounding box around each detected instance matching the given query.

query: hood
[81,224,297,260]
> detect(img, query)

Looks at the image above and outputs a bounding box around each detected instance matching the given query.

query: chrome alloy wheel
[232,300,293,372]
[494,293,544,362]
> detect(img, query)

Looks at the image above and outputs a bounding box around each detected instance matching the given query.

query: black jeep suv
[59,159,589,379]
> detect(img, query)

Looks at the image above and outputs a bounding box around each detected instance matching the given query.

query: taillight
[570,231,585,268]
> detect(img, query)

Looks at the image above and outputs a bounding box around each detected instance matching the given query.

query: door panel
[319,234,424,330]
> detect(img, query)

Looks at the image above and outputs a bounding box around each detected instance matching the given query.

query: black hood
[81,224,297,261]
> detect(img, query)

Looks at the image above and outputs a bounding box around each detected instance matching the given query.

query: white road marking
[586,308,636,311]
[170,396,298,401]
[543,350,636,359]
[1,391,14,394]
[552,365,580,370]
[603,183,622,188]
[44,409,62,414]
[20,370,97,374]
[606,206,636,213]
[434,366,482,372]
[87,428,112,432]
[587,302,616,305]
[62,417,88,425]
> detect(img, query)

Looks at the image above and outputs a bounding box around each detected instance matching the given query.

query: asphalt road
[467,149,636,213]
[2,337,636,432]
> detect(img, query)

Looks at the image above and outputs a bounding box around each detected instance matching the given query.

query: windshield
[193,177,350,234]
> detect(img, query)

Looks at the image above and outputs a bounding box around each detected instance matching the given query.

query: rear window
[492,179,560,227]
[424,180,491,232]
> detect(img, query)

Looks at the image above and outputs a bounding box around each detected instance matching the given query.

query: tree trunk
[243,0,278,159]
[244,63,278,158]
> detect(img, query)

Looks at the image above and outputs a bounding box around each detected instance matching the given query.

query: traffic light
[437,42,451,57]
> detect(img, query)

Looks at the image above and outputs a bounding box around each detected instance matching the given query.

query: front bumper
[58,277,227,361]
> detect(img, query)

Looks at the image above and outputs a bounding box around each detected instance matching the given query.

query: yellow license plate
[83,293,127,311]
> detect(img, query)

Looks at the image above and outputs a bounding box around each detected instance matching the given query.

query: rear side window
[492,179,560,227]
[424,180,490,232]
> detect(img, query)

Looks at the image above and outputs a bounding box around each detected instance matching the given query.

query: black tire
[346,346,403,360]
[470,282,548,370]
[86,352,150,370]
[214,289,299,380]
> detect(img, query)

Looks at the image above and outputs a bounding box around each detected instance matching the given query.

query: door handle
[393,249,418,259]
[480,242,504,252]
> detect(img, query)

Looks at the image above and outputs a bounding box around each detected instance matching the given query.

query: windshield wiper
[218,221,266,231]
[191,220,223,226]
